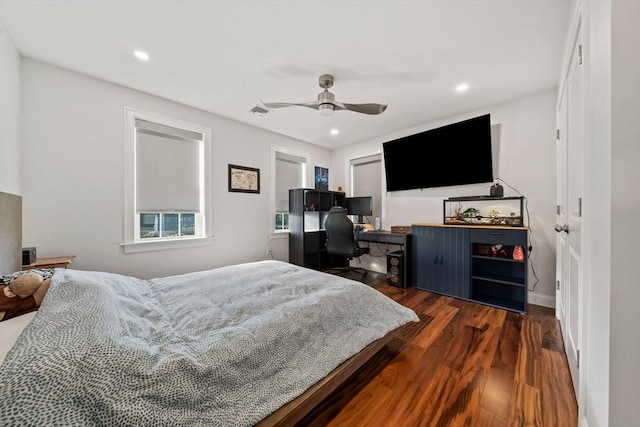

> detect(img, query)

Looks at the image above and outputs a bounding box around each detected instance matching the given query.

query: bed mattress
[0,260,418,426]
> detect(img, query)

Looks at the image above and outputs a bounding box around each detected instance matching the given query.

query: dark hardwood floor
[299,272,578,426]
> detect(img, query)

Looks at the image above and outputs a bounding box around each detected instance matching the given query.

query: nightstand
[22,255,76,270]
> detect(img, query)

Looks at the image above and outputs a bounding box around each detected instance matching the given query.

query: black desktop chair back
[324,206,369,281]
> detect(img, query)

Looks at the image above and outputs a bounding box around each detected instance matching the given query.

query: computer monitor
[344,196,373,223]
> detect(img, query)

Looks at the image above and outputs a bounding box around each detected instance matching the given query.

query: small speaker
[22,247,36,266]
[490,182,504,197]
[386,250,404,288]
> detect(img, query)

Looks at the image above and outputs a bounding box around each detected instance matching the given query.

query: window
[271,147,308,232]
[350,153,383,225]
[139,213,195,239]
[123,108,212,253]
[274,212,289,231]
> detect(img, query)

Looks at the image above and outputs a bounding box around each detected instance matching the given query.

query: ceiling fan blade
[338,102,388,115]
[260,100,320,110]
[258,75,388,116]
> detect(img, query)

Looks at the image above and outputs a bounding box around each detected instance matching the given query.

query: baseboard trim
[528,291,555,309]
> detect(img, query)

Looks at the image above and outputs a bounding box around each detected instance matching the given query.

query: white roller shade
[276,152,306,211]
[352,154,382,219]
[135,119,202,213]
[351,154,381,166]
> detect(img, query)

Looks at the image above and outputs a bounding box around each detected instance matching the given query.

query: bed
[0,260,418,426]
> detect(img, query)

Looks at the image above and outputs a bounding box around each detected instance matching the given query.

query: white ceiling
[0,0,572,149]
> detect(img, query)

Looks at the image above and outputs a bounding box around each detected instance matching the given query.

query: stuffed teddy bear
[0,272,51,322]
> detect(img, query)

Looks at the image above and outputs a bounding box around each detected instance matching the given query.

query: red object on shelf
[513,245,524,261]
[491,244,507,257]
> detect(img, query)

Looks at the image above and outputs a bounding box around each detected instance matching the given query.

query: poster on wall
[314,167,328,191]
[228,164,260,193]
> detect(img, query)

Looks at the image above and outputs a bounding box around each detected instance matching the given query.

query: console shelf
[412,224,528,313]
[471,292,526,313]
[471,273,526,287]
[471,254,525,263]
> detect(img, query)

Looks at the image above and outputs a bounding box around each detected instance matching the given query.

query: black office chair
[324,206,370,282]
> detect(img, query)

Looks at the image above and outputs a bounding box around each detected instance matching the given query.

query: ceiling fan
[259,74,388,116]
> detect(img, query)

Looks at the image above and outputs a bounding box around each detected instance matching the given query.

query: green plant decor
[461,207,480,218]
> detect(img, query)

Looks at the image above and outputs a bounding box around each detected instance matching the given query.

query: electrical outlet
[251,248,256,258]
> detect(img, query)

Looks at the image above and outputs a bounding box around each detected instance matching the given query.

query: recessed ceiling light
[456,83,469,92]
[133,50,150,61]
[330,128,339,136]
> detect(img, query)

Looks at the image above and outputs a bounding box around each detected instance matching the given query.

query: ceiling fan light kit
[260,74,387,116]
[318,104,335,116]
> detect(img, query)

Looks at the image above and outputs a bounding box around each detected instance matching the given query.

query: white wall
[608,1,640,424]
[331,89,558,305]
[582,2,611,424]
[19,58,330,279]
[0,19,20,195]
[582,1,640,426]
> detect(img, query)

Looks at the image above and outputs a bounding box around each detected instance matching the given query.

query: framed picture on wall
[228,164,260,193]
[315,166,328,191]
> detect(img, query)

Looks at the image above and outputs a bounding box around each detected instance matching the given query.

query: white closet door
[556,24,584,398]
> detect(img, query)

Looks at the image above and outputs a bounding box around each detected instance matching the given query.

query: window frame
[270,145,310,234]
[122,107,213,253]
[348,151,385,226]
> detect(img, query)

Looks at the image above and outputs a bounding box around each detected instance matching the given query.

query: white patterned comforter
[0,260,418,426]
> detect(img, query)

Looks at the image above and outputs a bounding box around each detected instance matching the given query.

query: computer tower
[22,247,36,266]
[386,250,404,287]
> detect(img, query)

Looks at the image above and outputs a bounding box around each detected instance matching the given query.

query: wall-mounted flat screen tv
[383,114,493,191]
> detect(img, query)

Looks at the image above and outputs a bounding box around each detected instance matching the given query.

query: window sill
[121,236,214,253]
[270,231,289,239]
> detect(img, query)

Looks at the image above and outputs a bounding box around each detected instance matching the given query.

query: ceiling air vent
[250,105,269,115]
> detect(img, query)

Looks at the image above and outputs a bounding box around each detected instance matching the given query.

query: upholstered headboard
[0,191,22,274]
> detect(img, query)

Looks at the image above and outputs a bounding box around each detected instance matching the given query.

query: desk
[357,231,411,288]
[22,255,76,270]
